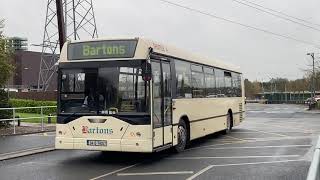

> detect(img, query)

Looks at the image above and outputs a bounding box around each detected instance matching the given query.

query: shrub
[0,89,11,126]
[9,99,57,115]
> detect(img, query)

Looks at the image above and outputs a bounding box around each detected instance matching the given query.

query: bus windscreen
[68,40,138,60]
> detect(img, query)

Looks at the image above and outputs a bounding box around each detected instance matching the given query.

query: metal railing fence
[0,106,57,134]
[307,136,320,180]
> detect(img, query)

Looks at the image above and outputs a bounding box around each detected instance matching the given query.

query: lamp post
[307,53,315,104]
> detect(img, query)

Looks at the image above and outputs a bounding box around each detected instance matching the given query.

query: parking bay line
[185,159,305,179]
[185,159,305,180]
[205,144,312,150]
[89,163,140,180]
[168,154,300,160]
[117,171,194,176]
[186,165,214,180]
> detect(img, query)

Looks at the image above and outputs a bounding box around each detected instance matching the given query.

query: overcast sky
[1,0,320,81]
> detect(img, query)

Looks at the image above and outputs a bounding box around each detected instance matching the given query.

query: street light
[307,53,315,103]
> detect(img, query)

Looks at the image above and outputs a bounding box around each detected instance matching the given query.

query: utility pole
[56,0,66,51]
[38,0,98,91]
[307,53,315,102]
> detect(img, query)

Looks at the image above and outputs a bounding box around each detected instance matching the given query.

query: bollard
[41,107,44,131]
[48,114,51,124]
[12,108,16,134]
[17,116,20,126]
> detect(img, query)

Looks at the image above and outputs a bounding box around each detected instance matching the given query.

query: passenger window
[215,69,225,97]
[224,72,232,97]
[175,60,192,98]
[191,64,205,98]
[204,67,216,97]
[232,72,242,97]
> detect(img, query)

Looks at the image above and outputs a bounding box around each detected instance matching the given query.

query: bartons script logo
[82,126,113,134]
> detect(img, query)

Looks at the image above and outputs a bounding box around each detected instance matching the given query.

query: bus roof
[59,37,241,73]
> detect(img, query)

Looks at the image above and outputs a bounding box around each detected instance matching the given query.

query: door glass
[162,62,172,126]
[152,61,162,128]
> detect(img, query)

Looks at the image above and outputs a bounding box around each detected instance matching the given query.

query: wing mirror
[142,61,152,81]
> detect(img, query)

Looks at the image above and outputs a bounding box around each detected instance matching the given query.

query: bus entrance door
[151,60,173,149]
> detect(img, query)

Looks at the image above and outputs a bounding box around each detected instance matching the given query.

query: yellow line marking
[187,141,246,151]
[117,171,194,176]
[206,144,311,150]
[188,135,316,151]
[247,121,314,133]
[169,155,300,160]
[224,135,247,142]
[209,159,304,167]
[247,129,289,138]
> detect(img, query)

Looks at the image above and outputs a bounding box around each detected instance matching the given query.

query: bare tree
[0,19,4,36]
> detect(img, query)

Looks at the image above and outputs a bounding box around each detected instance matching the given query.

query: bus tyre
[175,120,188,152]
[222,113,232,134]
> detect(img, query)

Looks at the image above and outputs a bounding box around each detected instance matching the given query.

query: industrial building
[7,50,57,92]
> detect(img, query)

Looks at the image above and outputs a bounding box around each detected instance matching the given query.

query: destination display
[68,40,138,60]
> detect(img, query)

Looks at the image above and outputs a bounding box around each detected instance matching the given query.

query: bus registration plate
[87,140,107,147]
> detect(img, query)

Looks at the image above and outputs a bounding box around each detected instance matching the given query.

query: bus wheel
[222,113,232,134]
[175,120,187,152]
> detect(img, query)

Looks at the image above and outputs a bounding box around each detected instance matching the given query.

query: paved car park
[0,103,319,180]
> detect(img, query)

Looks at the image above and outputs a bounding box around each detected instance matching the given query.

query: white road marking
[89,163,139,180]
[186,165,214,180]
[168,155,299,160]
[210,159,305,167]
[206,144,311,150]
[117,171,194,176]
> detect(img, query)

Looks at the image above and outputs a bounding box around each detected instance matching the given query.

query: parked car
[305,96,320,104]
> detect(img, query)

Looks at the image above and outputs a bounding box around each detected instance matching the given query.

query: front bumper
[55,137,153,152]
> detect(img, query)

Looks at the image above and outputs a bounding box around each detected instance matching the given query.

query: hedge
[9,99,57,115]
[317,102,320,110]
[0,90,12,124]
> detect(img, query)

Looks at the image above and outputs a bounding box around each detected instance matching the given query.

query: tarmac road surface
[0,103,319,180]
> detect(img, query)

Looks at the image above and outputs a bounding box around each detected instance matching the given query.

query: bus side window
[191,64,205,98]
[215,69,225,96]
[204,67,215,98]
[230,72,242,97]
[175,60,192,98]
[224,72,232,97]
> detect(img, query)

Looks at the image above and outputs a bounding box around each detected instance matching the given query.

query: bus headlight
[136,132,141,137]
